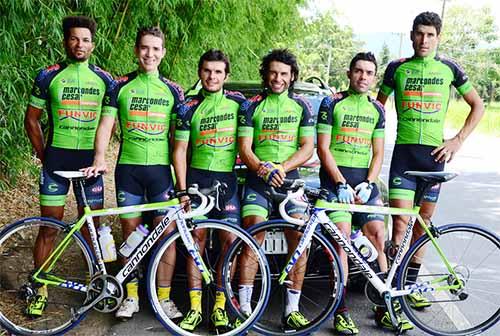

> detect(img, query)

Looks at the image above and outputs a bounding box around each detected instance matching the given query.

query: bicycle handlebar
[180,180,228,218]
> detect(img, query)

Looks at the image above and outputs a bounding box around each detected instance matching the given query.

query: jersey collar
[412,50,438,62]
[137,69,159,78]
[66,59,89,68]
[201,88,224,99]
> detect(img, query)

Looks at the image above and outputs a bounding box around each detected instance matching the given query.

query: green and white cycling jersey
[379,52,473,146]
[102,70,184,165]
[175,89,245,172]
[317,90,385,169]
[29,60,114,150]
[238,90,315,163]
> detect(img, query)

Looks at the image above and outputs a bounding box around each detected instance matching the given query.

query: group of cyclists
[24,11,484,335]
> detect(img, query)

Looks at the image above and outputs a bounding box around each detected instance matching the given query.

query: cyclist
[24,16,113,317]
[172,49,244,332]
[84,27,184,320]
[377,11,484,317]
[237,49,315,329]
[317,52,412,334]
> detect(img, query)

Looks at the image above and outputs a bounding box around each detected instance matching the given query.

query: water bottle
[119,224,149,257]
[98,225,117,262]
[350,229,378,262]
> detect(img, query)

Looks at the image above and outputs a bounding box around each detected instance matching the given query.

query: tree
[295,10,361,91]
[439,5,499,102]
[0,0,307,188]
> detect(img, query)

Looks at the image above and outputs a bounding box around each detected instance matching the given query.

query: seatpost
[76,178,90,208]
[413,180,434,207]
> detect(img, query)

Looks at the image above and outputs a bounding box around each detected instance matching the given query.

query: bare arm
[172,140,189,191]
[24,105,45,163]
[366,137,384,183]
[376,92,389,106]
[282,136,314,172]
[317,133,346,184]
[431,88,485,163]
[238,136,261,173]
[81,115,115,176]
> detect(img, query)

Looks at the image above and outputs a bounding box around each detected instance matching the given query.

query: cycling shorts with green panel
[115,164,174,219]
[29,60,114,150]
[237,90,315,163]
[379,53,472,146]
[39,147,103,207]
[389,144,444,203]
[242,170,306,220]
[319,166,384,226]
[103,70,184,165]
[317,90,385,169]
[175,89,244,172]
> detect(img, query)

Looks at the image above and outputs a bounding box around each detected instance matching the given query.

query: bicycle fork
[175,211,214,285]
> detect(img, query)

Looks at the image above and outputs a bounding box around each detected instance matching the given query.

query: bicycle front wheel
[0,217,96,335]
[397,223,500,336]
[147,219,270,336]
[224,220,344,336]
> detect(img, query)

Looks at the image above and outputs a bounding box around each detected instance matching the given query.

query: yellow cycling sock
[157,286,171,301]
[189,288,202,312]
[38,285,48,297]
[213,289,226,311]
[126,280,139,300]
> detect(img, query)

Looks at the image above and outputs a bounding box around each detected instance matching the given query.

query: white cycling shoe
[159,299,183,319]
[115,297,139,319]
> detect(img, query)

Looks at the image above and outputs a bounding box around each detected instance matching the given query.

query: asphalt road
[94,131,500,335]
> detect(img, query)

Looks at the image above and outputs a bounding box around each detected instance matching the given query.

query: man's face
[411,24,440,57]
[64,27,94,61]
[266,61,294,94]
[348,60,376,94]
[199,61,227,93]
[135,34,165,73]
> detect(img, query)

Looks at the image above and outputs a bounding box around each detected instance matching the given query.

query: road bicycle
[222,171,500,335]
[0,171,270,336]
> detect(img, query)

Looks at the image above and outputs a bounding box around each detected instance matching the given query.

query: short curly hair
[260,49,299,89]
[413,12,442,35]
[62,16,97,41]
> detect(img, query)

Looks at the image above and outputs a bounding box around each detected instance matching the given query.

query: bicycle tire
[0,217,96,335]
[397,223,500,336]
[147,219,270,336]
[223,219,344,336]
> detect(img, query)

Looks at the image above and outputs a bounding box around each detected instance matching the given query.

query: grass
[446,100,500,137]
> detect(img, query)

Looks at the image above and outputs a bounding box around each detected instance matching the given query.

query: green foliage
[294,10,361,91]
[446,100,500,137]
[440,5,499,102]
[0,0,306,189]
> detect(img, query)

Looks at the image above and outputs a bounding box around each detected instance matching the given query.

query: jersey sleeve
[237,96,260,138]
[371,99,386,139]
[379,60,402,97]
[316,96,334,135]
[102,77,124,118]
[440,57,473,96]
[29,65,61,110]
[174,98,199,142]
[163,78,185,122]
[294,95,315,138]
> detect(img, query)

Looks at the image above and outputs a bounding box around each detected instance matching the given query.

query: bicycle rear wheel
[0,217,96,335]
[397,223,500,335]
[223,220,343,336]
[147,219,270,336]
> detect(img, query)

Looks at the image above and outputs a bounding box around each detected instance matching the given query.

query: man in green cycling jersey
[318,52,412,334]
[377,11,484,316]
[84,27,184,320]
[238,49,315,329]
[173,49,244,332]
[24,16,114,317]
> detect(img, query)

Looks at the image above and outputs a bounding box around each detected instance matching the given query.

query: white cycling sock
[238,285,254,315]
[285,288,301,316]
